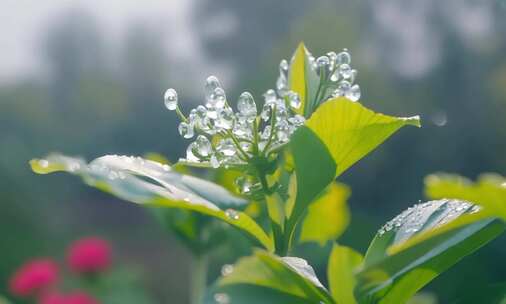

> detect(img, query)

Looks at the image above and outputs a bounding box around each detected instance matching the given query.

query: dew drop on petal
[339,63,353,79]
[237,92,257,117]
[186,142,200,162]
[287,91,301,109]
[345,84,361,102]
[195,135,212,157]
[164,88,178,110]
[279,59,289,71]
[217,139,237,157]
[263,89,277,105]
[316,56,330,69]
[215,107,235,130]
[178,122,194,139]
[336,49,351,65]
[210,154,220,168]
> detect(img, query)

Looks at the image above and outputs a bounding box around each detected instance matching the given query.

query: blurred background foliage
[1,0,506,303]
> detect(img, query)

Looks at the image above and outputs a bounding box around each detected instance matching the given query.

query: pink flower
[67,237,111,274]
[39,291,99,304]
[9,258,59,297]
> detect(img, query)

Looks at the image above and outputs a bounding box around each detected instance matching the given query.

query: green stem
[190,254,208,304]
[226,130,250,161]
[176,105,188,123]
[262,105,278,154]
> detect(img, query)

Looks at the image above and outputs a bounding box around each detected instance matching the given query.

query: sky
[0,0,236,85]
[0,0,497,85]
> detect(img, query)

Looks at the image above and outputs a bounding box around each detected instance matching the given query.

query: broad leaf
[356,199,505,304]
[30,154,273,251]
[288,42,320,117]
[327,244,363,304]
[425,173,506,220]
[288,98,420,237]
[299,183,351,245]
[215,250,334,304]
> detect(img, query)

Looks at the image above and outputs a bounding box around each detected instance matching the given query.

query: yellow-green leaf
[288,98,420,241]
[288,42,320,117]
[304,98,421,177]
[425,173,506,221]
[299,183,351,245]
[327,244,363,304]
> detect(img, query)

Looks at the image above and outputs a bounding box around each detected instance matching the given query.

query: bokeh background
[1,0,506,302]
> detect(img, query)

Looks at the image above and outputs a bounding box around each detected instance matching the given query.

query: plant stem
[190,254,208,304]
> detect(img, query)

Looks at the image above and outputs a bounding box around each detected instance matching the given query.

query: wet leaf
[30,154,273,251]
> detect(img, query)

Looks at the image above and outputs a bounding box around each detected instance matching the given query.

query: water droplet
[260,125,271,140]
[215,107,235,130]
[178,122,194,139]
[237,92,257,117]
[336,50,351,65]
[345,84,361,102]
[214,293,230,304]
[205,76,226,109]
[279,59,289,72]
[235,176,252,194]
[288,115,305,127]
[164,88,178,110]
[39,159,49,168]
[334,80,351,97]
[287,91,301,109]
[210,154,220,168]
[233,120,253,139]
[316,56,330,72]
[186,142,200,162]
[276,120,290,142]
[221,264,234,276]
[217,139,236,157]
[261,104,272,121]
[225,209,239,220]
[195,135,212,157]
[263,89,277,105]
[339,63,352,79]
[276,75,288,96]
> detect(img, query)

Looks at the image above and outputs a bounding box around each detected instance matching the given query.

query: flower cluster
[9,259,59,297]
[164,76,305,170]
[67,237,111,274]
[309,48,361,102]
[163,47,360,194]
[8,237,112,304]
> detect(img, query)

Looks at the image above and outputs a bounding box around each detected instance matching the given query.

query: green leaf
[288,42,320,117]
[299,183,351,245]
[425,173,506,220]
[356,199,505,304]
[288,98,420,242]
[0,295,12,304]
[30,154,273,251]
[327,244,363,304]
[216,250,334,304]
